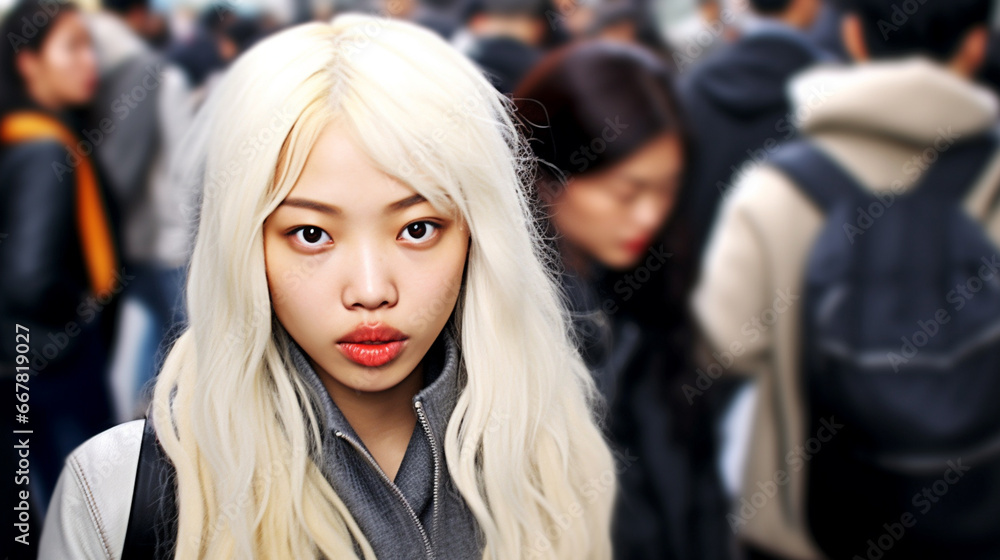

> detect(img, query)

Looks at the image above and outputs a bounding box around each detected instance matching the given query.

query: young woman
[0,0,119,519]
[514,41,734,560]
[38,13,615,560]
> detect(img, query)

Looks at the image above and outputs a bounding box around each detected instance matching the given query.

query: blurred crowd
[3,0,1000,558]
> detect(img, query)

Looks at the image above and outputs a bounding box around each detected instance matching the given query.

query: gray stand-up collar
[288,327,461,453]
[286,327,481,559]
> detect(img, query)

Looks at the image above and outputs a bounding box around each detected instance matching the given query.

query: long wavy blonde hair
[150,13,616,559]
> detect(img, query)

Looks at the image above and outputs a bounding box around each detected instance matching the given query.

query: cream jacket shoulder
[38,419,144,560]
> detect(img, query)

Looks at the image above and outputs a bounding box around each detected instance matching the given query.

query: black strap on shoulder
[768,140,867,213]
[121,415,176,560]
[770,126,1000,212]
[919,125,1000,201]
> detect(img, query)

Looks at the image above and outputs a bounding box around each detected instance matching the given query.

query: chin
[338,362,413,392]
[601,254,640,272]
[344,374,408,393]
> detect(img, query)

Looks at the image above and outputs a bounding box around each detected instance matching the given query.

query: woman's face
[264,122,469,393]
[548,132,683,270]
[17,11,98,108]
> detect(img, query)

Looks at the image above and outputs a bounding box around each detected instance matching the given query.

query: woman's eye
[290,226,332,247]
[399,221,439,244]
[610,185,641,205]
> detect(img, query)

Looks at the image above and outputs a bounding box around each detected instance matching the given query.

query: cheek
[264,241,328,329]
[44,46,87,97]
[398,239,467,333]
[558,187,622,250]
[264,249,296,327]
[46,46,74,78]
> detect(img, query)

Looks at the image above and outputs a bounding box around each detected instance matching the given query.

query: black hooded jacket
[678,26,826,257]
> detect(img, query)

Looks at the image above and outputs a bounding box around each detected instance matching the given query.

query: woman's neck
[315,358,425,480]
[331,362,423,434]
[25,82,64,113]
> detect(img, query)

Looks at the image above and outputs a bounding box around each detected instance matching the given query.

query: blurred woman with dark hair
[0,0,120,518]
[514,40,735,560]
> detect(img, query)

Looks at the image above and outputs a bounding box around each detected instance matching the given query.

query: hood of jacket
[789,56,1000,146]
[687,23,825,119]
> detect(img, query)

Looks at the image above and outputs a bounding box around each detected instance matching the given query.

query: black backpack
[122,416,177,559]
[769,129,1000,559]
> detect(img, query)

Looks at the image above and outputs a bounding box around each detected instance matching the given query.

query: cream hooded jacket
[692,57,1000,560]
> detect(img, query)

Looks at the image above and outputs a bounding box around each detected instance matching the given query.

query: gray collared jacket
[37,328,483,559]
[289,327,484,559]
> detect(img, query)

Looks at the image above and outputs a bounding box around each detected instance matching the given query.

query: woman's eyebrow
[278,197,340,215]
[276,193,427,215]
[387,193,427,212]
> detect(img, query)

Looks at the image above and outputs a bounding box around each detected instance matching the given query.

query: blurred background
[3,0,1000,557]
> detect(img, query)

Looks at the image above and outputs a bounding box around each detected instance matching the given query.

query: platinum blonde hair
[152,13,616,559]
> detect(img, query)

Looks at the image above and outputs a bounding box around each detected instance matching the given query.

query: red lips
[336,323,408,367]
[622,237,651,255]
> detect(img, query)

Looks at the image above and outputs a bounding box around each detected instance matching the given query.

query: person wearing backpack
[692,0,1000,559]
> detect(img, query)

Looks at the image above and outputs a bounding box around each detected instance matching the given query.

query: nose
[341,240,398,311]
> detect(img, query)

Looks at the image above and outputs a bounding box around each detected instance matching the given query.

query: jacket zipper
[414,399,441,550]
[333,426,436,560]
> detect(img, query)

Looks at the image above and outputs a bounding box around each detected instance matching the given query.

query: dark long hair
[513,40,712,451]
[512,39,696,327]
[0,0,81,117]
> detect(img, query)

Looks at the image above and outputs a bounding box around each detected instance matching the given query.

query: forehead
[287,122,419,211]
[39,11,86,45]
[610,134,683,180]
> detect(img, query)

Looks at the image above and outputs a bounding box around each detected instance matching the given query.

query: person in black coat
[0,0,121,533]
[677,0,830,259]
[515,40,737,560]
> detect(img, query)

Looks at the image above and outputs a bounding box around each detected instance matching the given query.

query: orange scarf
[1,111,120,298]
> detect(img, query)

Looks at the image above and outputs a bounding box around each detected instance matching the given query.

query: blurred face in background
[548,132,683,270]
[553,0,596,37]
[16,11,97,109]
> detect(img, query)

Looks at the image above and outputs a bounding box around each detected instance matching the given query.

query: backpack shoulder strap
[122,415,175,559]
[768,139,867,212]
[920,124,1000,202]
